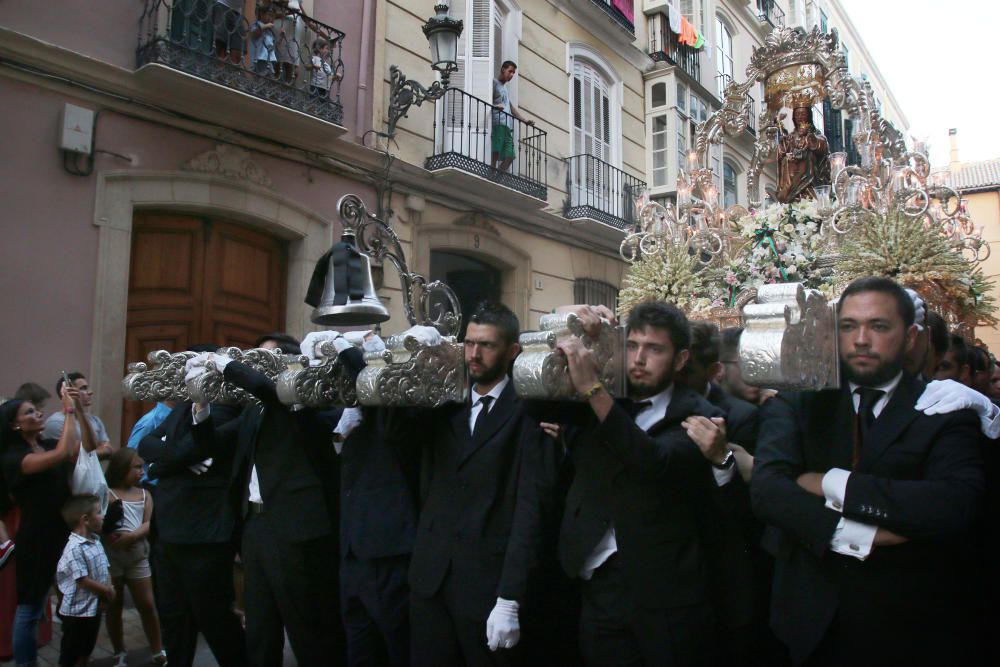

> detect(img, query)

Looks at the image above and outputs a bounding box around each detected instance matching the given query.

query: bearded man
[751,276,985,666]
[403,302,555,667]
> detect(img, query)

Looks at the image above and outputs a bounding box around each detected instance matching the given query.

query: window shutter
[443,0,467,129]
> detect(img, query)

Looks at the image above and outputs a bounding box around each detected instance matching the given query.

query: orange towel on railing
[679,16,698,46]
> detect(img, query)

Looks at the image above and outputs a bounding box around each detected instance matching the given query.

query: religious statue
[774,106,830,203]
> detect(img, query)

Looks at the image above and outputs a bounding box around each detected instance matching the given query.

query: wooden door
[123,213,287,436]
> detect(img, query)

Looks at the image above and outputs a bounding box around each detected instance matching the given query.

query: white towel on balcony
[667,6,682,34]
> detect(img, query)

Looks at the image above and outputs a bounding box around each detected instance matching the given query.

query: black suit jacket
[192,362,340,544]
[400,381,556,619]
[339,407,420,560]
[557,386,725,612]
[707,382,759,454]
[138,402,241,544]
[751,373,985,663]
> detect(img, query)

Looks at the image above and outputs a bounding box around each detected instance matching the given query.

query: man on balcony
[492,62,534,174]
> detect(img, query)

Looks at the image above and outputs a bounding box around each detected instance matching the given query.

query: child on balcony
[307,38,333,99]
[250,4,278,77]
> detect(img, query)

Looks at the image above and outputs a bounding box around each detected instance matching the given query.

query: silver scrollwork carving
[739,282,839,391]
[121,350,198,402]
[356,334,466,407]
[512,313,625,401]
[185,348,290,406]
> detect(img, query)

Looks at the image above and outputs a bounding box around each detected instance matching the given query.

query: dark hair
[625,301,691,351]
[720,327,743,359]
[837,277,915,327]
[948,333,969,369]
[467,302,520,346]
[688,322,721,367]
[55,372,85,400]
[254,333,301,355]
[500,60,517,72]
[926,311,949,357]
[970,345,993,375]
[187,343,220,353]
[14,382,50,404]
[0,400,22,514]
[61,495,101,528]
[105,447,141,490]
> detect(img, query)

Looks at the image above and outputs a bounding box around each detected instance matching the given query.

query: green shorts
[491,125,514,160]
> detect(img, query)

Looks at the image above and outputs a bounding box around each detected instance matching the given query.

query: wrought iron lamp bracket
[386,65,451,139]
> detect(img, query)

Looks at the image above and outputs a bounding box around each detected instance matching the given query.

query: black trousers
[242,513,345,667]
[578,555,717,667]
[154,541,247,667]
[58,615,101,666]
[340,552,411,667]
[410,573,523,667]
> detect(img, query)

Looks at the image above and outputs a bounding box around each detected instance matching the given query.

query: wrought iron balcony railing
[756,0,786,29]
[564,154,646,230]
[427,87,548,201]
[649,22,701,82]
[590,0,636,35]
[137,0,346,125]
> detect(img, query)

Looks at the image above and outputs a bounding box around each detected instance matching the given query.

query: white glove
[302,331,345,365]
[332,407,363,454]
[188,458,212,475]
[485,597,520,651]
[905,288,926,331]
[401,325,442,346]
[342,331,370,347]
[184,353,231,383]
[362,334,386,353]
[916,379,1000,438]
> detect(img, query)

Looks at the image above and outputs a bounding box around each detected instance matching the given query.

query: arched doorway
[123,212,288,434]
[430,250,502,338]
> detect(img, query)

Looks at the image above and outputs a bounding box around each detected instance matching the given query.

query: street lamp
[386,2,464,138]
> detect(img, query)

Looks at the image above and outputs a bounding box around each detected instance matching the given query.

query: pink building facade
[0,0,380,442]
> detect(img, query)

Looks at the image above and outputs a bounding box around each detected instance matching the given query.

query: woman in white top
[104,448,165,667]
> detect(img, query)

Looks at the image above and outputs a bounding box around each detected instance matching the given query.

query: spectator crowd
[1,275,999,667]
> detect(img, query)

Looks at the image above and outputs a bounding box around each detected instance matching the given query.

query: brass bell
[307,232,391,326]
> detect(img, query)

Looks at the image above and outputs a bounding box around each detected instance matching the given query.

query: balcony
[137,0,345,127]
[649,22,701,83]
[427,87,548,201]
[756,0,786,29]
[589,0,636,36]
[564,155,646,231]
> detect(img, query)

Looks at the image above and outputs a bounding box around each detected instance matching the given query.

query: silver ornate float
[356,333,466,407]
[185,347,290,406]
[122,350,198,402]
[738,282,839,391]
[513,312,625,400]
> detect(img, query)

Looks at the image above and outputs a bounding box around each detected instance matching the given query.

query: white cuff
[981,402,1000,440]
[712,464,736,486]
[829,517,877,560]
[821,468,851,512]
[192,404,211,424]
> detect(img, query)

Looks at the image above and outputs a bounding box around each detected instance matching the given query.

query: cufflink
[849,543,860,551]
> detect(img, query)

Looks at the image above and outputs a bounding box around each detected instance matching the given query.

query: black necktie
[852,387,884,468]
[623,399,652,421]
[472,395,494,440]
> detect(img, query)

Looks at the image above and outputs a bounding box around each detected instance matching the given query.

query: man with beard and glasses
[751,276,986,666]
[399,302,556,667]
[551,301,732,667]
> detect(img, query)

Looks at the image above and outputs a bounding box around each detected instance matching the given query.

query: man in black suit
[336,402,420,667]
[138,401,248,667]
[555,301,733,667]
[751,276,986,666]
[403,303,555,667]
[190,348,348,667]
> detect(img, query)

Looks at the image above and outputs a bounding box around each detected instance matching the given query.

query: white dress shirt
[821,372,903,561]
[467,375,509,435]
